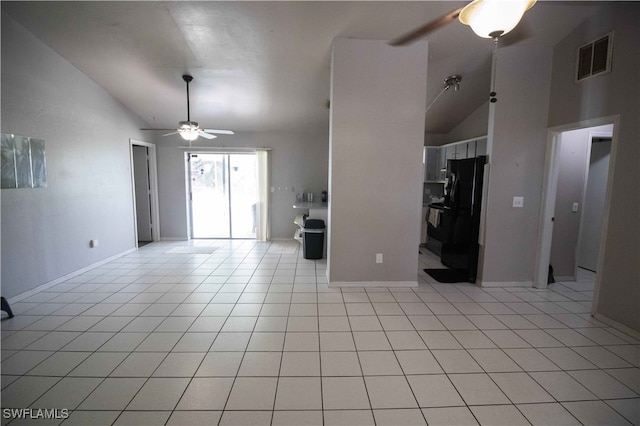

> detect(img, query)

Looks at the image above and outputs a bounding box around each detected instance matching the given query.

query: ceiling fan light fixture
[179,131,199,141]
[177,120,199,141]
[179,128,199,141]
[459,0,536,39]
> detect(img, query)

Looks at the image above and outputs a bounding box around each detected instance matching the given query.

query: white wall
[1,13,149,298]
[479,44,553,285]
[155,130,329,240]
[328,38,428,286]
[425,102,489,148]
[424,133,446,147]
[548,3,639,332]
[444,101,489,144]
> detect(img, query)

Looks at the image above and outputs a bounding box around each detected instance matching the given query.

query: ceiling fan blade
[203,129,235,135]
[140,128,178,131]
[198,131,217,140]
[389,7,463,46]
[162,131,179,137]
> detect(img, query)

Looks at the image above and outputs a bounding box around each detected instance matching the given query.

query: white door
[577,139,611,271]
[133,145,153,242]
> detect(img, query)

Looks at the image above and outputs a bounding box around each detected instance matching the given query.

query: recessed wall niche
[1,133,47,189]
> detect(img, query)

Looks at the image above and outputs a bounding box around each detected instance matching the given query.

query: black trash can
[302,219,325,260]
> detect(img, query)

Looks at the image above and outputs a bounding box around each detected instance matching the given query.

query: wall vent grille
[576,32,613,81]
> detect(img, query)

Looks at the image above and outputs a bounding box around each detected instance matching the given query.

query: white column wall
[479,45,554,286]
[328,38,428,286]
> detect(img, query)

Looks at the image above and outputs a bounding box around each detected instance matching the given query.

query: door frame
[533,116,619,312]
[129,139,160,246]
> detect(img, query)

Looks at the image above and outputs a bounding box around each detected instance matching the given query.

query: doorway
[188,153,258,239]
[534,118,617,292]
[577,136,612,272]
[548,128,612,283]
[130,140,160,247]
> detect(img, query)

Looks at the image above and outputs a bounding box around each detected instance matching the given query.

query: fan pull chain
[489,37,499,103]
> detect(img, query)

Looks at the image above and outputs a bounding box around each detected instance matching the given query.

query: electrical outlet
[572,202,579,212]
[512,196,524,208]
[376,253,383,264]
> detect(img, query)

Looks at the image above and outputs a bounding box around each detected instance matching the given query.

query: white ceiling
[3,1,603,135]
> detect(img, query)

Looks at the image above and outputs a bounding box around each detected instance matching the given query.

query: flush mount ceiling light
[444,75,462,91]
[459,0,537,39]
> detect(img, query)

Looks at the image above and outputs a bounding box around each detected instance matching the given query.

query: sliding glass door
[189,153,258,239]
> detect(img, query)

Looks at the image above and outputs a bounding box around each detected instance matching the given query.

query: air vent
[576,32,613,81]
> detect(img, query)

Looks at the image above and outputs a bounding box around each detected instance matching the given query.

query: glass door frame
[187,151,257,240]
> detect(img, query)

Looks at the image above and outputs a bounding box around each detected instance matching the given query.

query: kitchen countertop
[293,202,328,209]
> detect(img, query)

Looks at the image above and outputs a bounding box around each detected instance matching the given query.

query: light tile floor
[1,240,638,425]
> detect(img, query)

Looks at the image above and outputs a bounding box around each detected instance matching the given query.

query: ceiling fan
[391,0,537,105]
[389,0,537,46]
[141,74,234,141]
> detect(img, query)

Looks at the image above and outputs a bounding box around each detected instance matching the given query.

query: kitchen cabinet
[424,136,487,184]
[445,145,457,162]
[476,138,487,156]
[424,147,441,182]
[439,147,447,179]
[443,136,488,162]
[457,142,468,159]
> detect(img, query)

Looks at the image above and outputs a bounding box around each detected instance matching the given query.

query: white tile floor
[1,240,638,425]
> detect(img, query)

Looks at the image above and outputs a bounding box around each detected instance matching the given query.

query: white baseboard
[7,248,137,304]
[478,280,533,288]
[160,237,188,241]
[269,237,297,242]
[592,312,640,340]
[328,280,418,288]
[555,276,576,282]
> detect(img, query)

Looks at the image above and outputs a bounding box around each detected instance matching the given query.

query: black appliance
[440,156,486,282]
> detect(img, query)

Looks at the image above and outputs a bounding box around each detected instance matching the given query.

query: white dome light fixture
[459,0,536,39]
[177,121,205,141]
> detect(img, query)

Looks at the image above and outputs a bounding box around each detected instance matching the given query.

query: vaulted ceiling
[3,1,602,135]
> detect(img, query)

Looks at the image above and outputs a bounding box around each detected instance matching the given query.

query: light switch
[513,196,524,208]
[572,202,579,212]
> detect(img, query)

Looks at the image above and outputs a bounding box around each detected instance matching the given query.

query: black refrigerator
[441,156,486,283]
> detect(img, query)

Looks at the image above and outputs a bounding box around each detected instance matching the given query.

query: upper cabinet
[424,147,441,182]
[476,138,487,156]
[424,136,488,182]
